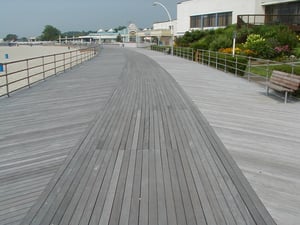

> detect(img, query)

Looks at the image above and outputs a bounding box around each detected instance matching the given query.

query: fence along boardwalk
[0,50,123,225]
[19,48,276,225]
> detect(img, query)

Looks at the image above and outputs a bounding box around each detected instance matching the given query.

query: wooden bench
[266,70,300,103]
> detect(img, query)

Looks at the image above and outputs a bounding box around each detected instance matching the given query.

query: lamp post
[153,1,174,55]
[232,31,237,57]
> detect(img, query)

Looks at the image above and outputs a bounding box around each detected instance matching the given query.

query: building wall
[176,0,264,35]
[261,0,298,4]
[153,20,177,35]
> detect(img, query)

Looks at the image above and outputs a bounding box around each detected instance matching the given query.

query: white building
[75,24,139,43]
[176,0,300,36]
[153,20,177,36]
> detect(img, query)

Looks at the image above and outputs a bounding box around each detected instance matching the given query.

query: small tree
[4,34,18,42]
[116,34,122,42]
[41,25,61,41]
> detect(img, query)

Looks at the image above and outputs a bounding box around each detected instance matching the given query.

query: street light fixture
[153,1,174,55]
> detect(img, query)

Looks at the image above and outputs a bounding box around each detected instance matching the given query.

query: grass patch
[249,63,300,77]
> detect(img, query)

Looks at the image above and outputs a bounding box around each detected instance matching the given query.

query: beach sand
[0,45,90,96]
[0,45,74,62]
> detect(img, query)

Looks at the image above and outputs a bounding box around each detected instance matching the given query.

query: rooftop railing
[237,14,300,32]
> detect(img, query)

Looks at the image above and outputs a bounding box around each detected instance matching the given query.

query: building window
[190,15,201,28]
[203,14,216,28]
[190,12,232,29]
[265,2,300,25]
[218,12,232,27]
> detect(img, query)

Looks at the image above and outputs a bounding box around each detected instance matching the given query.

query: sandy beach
[0,45,74,63]
[0,45,94,96]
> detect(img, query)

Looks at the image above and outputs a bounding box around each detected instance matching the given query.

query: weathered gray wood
[99,150,124,225]
[1,48,277,225]
[118,111,141,225]
[0,50,122,225]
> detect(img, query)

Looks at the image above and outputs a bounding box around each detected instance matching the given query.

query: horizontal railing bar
[0,46,98,98]
[1,48,86,66]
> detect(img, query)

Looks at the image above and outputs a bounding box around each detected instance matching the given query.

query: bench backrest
[271,70,300,91]
[272,70,300,80]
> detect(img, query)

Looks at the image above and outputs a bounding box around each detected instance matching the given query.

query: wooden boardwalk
[1,48,276,225]
[0,50,123,225]
[139,49,300,225]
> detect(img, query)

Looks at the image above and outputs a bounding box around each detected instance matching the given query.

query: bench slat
[269,76,299,91]
[267,71,300,92]
[272,70,300,81]
[266,70,300,103]
[266,82,293,92]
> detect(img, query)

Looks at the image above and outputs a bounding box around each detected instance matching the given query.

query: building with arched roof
[76,24,140,43]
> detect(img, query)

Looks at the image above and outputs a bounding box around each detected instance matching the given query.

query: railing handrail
[150,45,300,86]
[0,46,98,98]
[0,47,95,66]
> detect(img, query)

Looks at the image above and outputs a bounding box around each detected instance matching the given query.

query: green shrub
[199,52,248,76]
[292,47,300,58]
[191,38,211,50]
[243,34,275,58]
[209,35,232,51]
[175,30,208,47]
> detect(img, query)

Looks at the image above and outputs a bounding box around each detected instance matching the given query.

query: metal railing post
[63,53,66,72]
[76,50,79,65]
[70,51,73,69]
[225,54,227,72]
[216,52,218,69]
[192,48,194,61]
[0,46,96,99]
[54,55,57,75]
[235,56,238,76]
[208,51,211,66]
[5,64,9,97]
[247,57,251,81]
[266,60,270,84]
[26,59,30,87]
[42,56,45,80]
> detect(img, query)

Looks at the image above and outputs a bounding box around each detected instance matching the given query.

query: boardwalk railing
[0,46,98,97]
[151,45,300,85]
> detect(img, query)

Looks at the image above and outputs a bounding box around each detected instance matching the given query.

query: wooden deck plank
[99,150,124,225]
[155,96,177,225]
[159,85,197,225]
[139,150,149,225]
[128,149,142,225]
[0,50,123,225]
[142,49,300,225]
[148,83,158,225]
[154,54,272,225]
[0,48,277,225]
[157,87,187,225]
[168,111,209,225]
[73,150,113,225]
[107,79,140,225]
[118,111,141,225]
[178,109,252,225]
[59,83,129,225]
[187,104,275,225]
[58,149,107,225]
[151,82,175,225]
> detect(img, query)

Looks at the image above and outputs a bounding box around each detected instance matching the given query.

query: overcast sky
[0,0,177,38]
